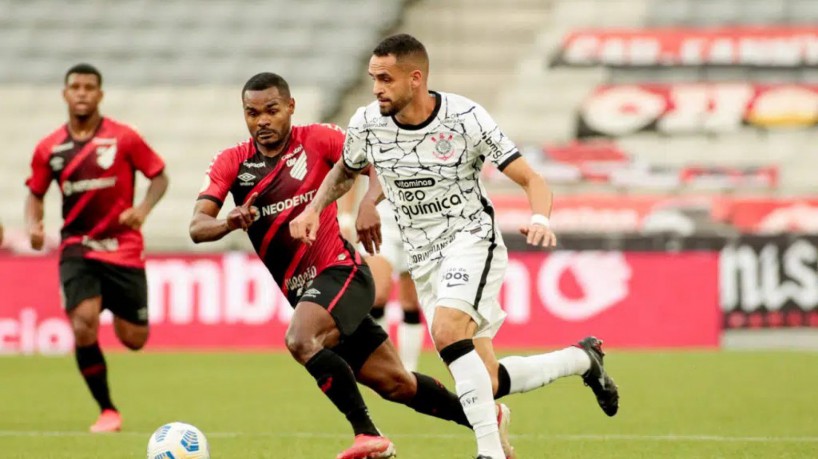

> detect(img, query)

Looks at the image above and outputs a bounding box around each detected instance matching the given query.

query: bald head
[372,34,429,74]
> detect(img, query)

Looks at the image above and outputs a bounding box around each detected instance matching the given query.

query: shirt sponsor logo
[399,193,463,217]
[243,161,265,168]
[81,236,119,252]
[51,142,74,153]
[394,178,436,189]
[62,177,117,197]
[259,190,316,217]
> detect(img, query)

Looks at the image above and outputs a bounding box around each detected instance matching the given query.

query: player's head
[242,72,295,150]
[63,63,103,119]
[370,34,429,116]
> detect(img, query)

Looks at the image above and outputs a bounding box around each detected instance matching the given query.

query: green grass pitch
[1,350,816,458]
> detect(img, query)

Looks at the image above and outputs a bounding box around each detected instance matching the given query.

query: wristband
[530,214,550,227]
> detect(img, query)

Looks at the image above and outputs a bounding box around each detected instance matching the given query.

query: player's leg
[431,307,505,458]
[365,254,393,330]
[60,259,119,432]
[396,272,423,372]
[99,261,150,351]
[479,336,618,416]
[469,246,619,417]
[286,265,394,458]
[347,318,469,428]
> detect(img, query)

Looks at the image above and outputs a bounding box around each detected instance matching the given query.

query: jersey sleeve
[316,123,346,165]
[472,104,521,171]
[25,144,53,197]
[125,129,165,178]
[197,149,238,207]
[342,107,370,171]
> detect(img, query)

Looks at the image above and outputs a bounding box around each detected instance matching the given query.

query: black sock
[370,307,385,319]
[75,342,115,412]
[408,372,471,427]
[403,310,421,325]
[305,349,379,436]
[495,363,512,399]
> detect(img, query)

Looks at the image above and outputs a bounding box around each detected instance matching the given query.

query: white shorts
[414,231,508,340]
[364,202,409,273]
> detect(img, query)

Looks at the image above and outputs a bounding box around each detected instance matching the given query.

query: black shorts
[293,264,388,372]
[59,258,148,326]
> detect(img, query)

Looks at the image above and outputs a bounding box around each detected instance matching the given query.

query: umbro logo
[238,172,255,186]
[301,288,321,298]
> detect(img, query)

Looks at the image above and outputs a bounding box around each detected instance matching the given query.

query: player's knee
[120,330,148,351]
[430,323,464,351]
[71,315,98,346]
[285,330,321,365]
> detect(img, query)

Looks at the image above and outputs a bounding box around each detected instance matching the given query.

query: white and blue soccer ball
[146,422,210,459]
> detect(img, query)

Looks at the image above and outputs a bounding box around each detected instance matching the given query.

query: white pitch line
[0,431,817,443]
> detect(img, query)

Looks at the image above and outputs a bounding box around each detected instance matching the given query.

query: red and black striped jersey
[198,123,360,301]
[26,117,165,268]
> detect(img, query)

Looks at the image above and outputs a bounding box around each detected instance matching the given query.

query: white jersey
[343,91,521,277]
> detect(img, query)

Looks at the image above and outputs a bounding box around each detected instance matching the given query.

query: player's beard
[379,93,411,117]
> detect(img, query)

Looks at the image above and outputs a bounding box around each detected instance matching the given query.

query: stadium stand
[0,0,405,251]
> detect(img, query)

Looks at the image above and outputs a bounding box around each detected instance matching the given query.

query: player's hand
[290,206,320,245]
[29,221,45,251]
[356,200,382,254]
[520,223,557,248]
[226,192,259,232]
[119,206,148,230]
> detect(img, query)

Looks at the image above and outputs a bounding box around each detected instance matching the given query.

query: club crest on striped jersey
[288,150,308,181]
[95,141,117,170]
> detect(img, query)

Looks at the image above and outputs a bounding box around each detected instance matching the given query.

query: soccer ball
[146,422,210,459]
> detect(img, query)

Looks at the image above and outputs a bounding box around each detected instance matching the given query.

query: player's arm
[120,171,169,230]
[25,192,46,250]
[356,166,384,254]
[189,192,259,243]
[290,160,363,244]
[501,157,557,247]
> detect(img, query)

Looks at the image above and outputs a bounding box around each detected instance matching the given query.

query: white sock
[449,350,505,458]
[372,309,388,333]
[398,323,423,372]
[499,347,591,394]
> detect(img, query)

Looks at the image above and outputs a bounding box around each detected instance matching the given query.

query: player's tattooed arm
[310,160,363,213]
[190,193,259,243]
[291,161,362,244]
[24,193,45,250]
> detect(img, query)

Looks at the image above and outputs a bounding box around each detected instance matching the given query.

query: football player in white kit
[292,34,619,459]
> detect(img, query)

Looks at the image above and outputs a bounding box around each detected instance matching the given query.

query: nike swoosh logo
[446,282,466,288]
[598,376,606,389]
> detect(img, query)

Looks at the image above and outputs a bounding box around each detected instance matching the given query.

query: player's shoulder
[100,117,144,139]
[439,91,487,115]
[35,125,69,152]
[295,123,345,138]
[212,138,255,165]
[347,103,386,130]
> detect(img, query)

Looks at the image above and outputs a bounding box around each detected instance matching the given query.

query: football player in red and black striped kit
[24,64,168,433]
[190,73,513,459]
